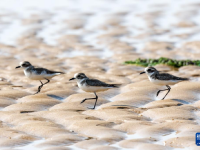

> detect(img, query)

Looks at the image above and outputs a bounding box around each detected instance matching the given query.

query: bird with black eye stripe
[140,67,189,100]
[69,73,119,109]
[16,61,64,94]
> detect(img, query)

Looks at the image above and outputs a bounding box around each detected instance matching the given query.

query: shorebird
[69,73,119,109]
[140,67,188,100]
[16,61,64,94]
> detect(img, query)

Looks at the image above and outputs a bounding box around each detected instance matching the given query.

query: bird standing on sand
[16,61,64,94]
[69,73,119,109]
[140,67,188,100]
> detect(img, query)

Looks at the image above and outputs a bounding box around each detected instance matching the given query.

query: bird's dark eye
[147,69,153,72]
[22,63,30,67]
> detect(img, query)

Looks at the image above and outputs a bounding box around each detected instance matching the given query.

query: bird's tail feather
[181,77,189,81]
[56,71,65,74]
[109,84,121,88]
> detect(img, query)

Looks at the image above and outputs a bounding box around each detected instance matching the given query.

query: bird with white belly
[69,73,119,109]
[140,67,189,100]
[16,61,64,94]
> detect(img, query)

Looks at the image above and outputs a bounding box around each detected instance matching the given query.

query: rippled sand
[0,0,200,149]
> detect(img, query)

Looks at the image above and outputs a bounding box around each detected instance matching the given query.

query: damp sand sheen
[0,0,200,149]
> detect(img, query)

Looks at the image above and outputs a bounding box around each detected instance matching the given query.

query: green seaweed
[124,57,199,68]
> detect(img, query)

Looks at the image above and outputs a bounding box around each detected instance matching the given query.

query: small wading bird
[69,73,119,109]
[16,61,64,94]
[140,67,188,100]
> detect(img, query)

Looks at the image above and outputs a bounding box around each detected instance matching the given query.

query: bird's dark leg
[80,97,96,104]
[92,92,98,109]
[43,78,50,86]
[80,92,98,109]
[34,79,50,95]
[156,89,168,97]
[34,81,43,94]
[162,85,171,100]
[39,78,50,92]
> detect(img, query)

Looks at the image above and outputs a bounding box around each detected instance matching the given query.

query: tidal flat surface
[0,0,199,149]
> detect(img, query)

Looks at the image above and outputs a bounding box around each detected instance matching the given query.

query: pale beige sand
[0,0,199,150]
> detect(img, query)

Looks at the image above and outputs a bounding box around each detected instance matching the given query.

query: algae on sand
[124,57,200,68]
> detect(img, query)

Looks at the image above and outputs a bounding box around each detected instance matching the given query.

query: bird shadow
[172,99,190,104]
[47,94,64,100]
[111,105,137,109]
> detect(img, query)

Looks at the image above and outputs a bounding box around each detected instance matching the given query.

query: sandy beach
[0,0,199,149]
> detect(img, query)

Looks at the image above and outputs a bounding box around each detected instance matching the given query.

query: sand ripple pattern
[0,0,199,149]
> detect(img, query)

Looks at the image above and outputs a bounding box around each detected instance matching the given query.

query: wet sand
[0,0,200,149]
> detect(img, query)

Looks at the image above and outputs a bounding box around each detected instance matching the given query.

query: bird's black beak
[69,77,75,81]
[140,71,145,74]
[15,66,21,69]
